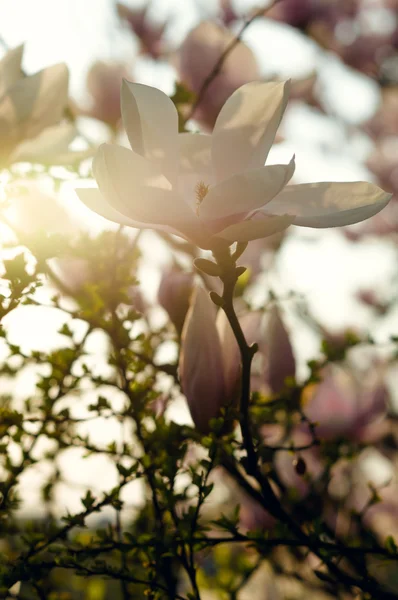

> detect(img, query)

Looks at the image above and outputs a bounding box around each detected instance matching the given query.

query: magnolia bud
[267,307,296,394]
[179,287,240,433]
[180,287,226,433]
[158,267,194,335]
[84,61,132,129]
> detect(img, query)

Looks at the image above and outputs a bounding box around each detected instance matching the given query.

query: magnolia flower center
[195,181,210,215]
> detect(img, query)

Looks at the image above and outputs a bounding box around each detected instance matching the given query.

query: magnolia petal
[263,182,392,228]
[12,122,77,163]
[75,187,143,227]
[0,63,69,164]
[178,132,212,175]
[180,287,226,433]
[3,63,69,139]
[76,187,185,237]
[216,309,240,399]
[218,214,293,242]
[93,143,196,226]
[121,80,178,182]
[0,45,24,97]
[212,80,290,181]
[200,157,295,221]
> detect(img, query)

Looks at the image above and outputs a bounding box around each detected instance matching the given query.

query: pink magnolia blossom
[303,370,388,442]
[176,21,260,129]
[76,80,391,249]
[82,61,132,129]
[117,2,166,59]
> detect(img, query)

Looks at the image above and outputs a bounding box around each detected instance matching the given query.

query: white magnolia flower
[0,45,77,166]
[76,80,391,249]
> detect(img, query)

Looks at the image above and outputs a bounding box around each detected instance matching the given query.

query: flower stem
[211,249,255,450]
[212,244,281,511]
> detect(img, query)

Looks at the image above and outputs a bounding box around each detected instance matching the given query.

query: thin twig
[184,2,278,124]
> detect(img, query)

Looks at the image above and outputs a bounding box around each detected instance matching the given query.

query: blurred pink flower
[303,369,389,442]
[366,87,398,138]
[176,21,260,129]
[117,2,166,59]
[267,0,314,28]
[179,286,240,432]
[272,428,324,499]
[82,61,132,129]
[157,266,194,335]
[238,489,276,532]
[0,45,70,166]
[239,232,287,279]
[366,138,398,197]
[343,200,398,240]
[219,0,238,25]
[364,484,398,541]
[356,289,389,315]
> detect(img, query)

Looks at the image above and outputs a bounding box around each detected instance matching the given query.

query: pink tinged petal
[0,63,69,139]
[216,309,240,399]
[75,187,145,228]
[212,80,290,181]
[200,157,295,221]
[92,143,197,229]
[12,122,78,163]
[121,80,179,183]
[0,63,69,163]
[267,307,296,394]
[0,45,24,97]
[263,182,392,228]
[217,214,293,242]
[93,143,211,245]
[178,132,212,175]
[179,287,226,433]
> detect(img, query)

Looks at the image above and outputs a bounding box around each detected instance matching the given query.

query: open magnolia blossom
[76,79,391,249]
[0,45,74,166]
